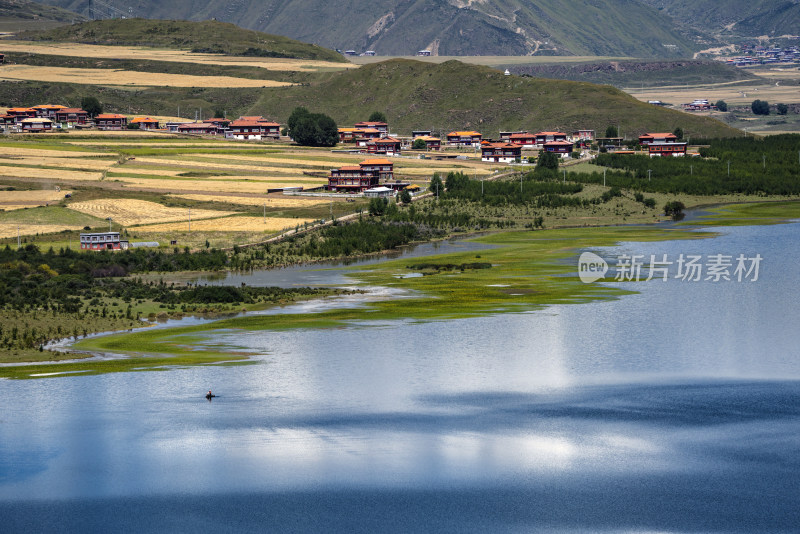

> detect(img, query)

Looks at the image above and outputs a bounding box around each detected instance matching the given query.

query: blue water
[1,222,799,532]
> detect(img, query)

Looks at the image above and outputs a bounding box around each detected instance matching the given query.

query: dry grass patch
[167,193,330,207]
[0,189,72,210]
[0,41,355,72]
[0,65,294,88]
[131,156,309,173]
[136,216,311,233]
[115,177,323,194]
[0,147,111,157]
[0,166,104,181]
[67,198,235,226]
[1,156,118,170]
[0,222,84,238]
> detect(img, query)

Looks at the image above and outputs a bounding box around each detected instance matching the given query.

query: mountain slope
[38,0,695,57]
[250,59,740,138]
[0,0,84,22]
[18,18,346,61]
[639,0,800,40]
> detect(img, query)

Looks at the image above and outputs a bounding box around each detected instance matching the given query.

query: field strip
[0,190,72,210]
[167,193,330,207]
[129,156,313,173]
[0,41,356,72]
[0,147,112,157]
[134,216,313,233]
[68,141,236,147]
[203,153,359,167]
[115,177,324,194]
[67,198,236,226]
[0,157,119,170]
[108,167,189,176]
[0,166,104,181]
[0,222,85,238]
[0,65,295,88]
[115,174,321,183]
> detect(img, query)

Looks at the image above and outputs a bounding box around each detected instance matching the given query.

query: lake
[1,221,799,532]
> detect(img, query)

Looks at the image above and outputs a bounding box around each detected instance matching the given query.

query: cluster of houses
[726,44,800,67]
[0,103,282,139]
[327,158,411,196]
[681,99,717,112]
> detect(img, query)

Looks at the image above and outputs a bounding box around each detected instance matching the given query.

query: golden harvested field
[0,222,84,239]
[2,156,118,170]
[135,216,311,233]
[0,166,104,181]
[167,193,330,207]
[113,177,325,194]
[627,68,800,106]
[0,190,72,210]
[108,168,190,177]
[127,157,313,174]
[67,198,235,226]
[0,41,356,72]
[0,65,294,88]
[0,147,111,157]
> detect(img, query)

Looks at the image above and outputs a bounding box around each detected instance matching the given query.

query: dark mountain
[36,0,696,57]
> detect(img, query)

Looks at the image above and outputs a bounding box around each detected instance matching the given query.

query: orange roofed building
[639,133,678,145]
[446,131,482,147]
[95,113,128,130]
[328,158,394,192]
[130,117,160,130]
[227,116,280,140]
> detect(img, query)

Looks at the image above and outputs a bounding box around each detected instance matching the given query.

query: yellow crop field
[114,177,324,194]
[167,194,330,207]
[0,190,72,211]
[0,223,85,239]
[0,41,355,72]
[0,65,294,88]
[0,166,104,181]
[67,198,235,226]
[135,216,312,233]
[0,147,111,158]
[108,168,189,177]
[3,157,118,170]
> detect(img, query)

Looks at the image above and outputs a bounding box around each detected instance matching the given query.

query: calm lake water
[2,222,800,532]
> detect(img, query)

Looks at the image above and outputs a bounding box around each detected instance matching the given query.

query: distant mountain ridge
[36,0,696,57]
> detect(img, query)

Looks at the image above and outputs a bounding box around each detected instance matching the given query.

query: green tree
[80,96,103,118]
[368,111,387,123]
[290,111,338,147]
[536,151,559,170]
[777,103,789,115]
[430,174,443,197]
[664,200,686,220]
[412,138,426,150]
[399,189,412,204]
[673,127,684,140]
[715,100,728,112]
[751,99,770,115]
[212,107,226,118]
[286,106,310,133]
[605,125,619,138]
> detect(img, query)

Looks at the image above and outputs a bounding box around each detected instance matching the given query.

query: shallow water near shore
[1,221,799,532]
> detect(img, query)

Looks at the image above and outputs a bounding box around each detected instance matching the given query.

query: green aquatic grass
[5,200,798,379]
[683,201,800,227]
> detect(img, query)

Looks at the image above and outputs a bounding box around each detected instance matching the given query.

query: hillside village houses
[0,100,688,161]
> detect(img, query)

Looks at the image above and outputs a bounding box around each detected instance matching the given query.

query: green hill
[37,0,696,57]
[251,59,741,138]
[640,0,800,41]
[18,18,346,62]
[0,0,83,23]
[499,60,758,88]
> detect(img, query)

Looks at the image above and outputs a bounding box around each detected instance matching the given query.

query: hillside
[501,60,758,88]
[251,59,741,138]
[37,0,695,57]
[640,0,800,41]
[17,18,346,62]
[0,0,83,23]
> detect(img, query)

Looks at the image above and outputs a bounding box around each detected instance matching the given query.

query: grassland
[0,41,354,72]
[0,64,295,88]
[18,18,346,62]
